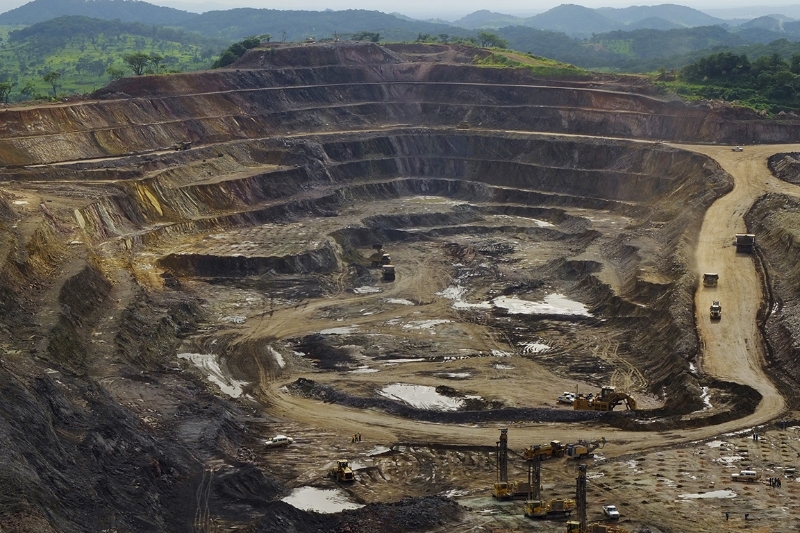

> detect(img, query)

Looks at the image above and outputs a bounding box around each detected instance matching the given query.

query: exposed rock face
[0,42,788,531]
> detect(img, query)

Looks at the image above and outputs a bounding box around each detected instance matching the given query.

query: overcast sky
[1,0,799,21]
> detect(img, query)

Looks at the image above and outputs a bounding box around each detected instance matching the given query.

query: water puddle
[492,294,591,316]
[354,286,382,294]
[493,363,514,370]
[281,486,364,513]
[220,315,246,324]
[437,285,492,310]
[177,353,248,398]
[267,346,285,368]
[706,440,727,448]
[320,326,358,335]
[385,298,415,305]
[678,489,736,500]
[350,366,379,374]
[438,372,471,379]
[491,350,511,357]
[378,383,464,410]
[402,320,451,330]
[521,342,551,353]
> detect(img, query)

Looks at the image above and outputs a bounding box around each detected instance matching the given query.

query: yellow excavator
[573,386,636,412]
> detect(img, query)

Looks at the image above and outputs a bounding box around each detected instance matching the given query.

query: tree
[20,81,37,100]
[123,52,151,75]
[43,70,60,97]
[477,31,507,49]
[351,31,380,42]
[149,53,164,73]
[0,82,14,104]
[106,66,126,81]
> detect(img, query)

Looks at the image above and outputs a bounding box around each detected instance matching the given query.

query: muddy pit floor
[4,44,800,531]
[142,143,799,532]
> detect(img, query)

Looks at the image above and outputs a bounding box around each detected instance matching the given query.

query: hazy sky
[1,0,799,21]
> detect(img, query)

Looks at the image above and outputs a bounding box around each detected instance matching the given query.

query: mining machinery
[574,386,636,412]
[566,465,628,533]
[492,428,529,499]
[566,438,606,459]
[523,452,576,519]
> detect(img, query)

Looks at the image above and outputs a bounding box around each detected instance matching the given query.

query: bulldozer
[524,441,566,461]
[573,386,636,412]
[566,438,606,459]
[329,459,354,482]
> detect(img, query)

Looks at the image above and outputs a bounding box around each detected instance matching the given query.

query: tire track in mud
[249,140,800,458]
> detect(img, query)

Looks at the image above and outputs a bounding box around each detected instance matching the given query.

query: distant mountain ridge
[0,0,195,25]
[450,3,730,37]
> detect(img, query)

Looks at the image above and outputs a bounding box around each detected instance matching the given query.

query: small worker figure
[745,513,749,520]
[725,512,729,521]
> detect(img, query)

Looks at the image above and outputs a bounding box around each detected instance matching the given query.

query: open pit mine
[2,42,800,533]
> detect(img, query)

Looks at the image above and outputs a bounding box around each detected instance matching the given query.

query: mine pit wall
[71,131,729,406]
[745,194,800,405]
[0,215,66,330]
[4,56,800,166]
[46,265,111,371]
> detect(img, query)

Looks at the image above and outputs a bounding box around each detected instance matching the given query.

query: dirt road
[678,144,800,428]
[251,139,800,459]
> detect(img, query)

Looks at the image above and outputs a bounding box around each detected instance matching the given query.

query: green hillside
[178,8,466,42]
[0,16,226,101]
[0,0,194,25]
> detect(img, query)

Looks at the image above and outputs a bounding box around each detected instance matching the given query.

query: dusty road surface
[683,144,800,423]
[5,42,800,533]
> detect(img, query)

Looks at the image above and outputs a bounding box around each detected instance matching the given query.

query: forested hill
[177,9,462,42]
[0,0,194,25]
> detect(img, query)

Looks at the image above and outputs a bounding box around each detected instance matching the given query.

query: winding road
[258,138,800,457]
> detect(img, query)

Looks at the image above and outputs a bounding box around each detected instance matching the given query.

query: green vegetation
[0,16,227,102]
[661,51,800,111]
[475,51,590,78]
[212,36,266,68]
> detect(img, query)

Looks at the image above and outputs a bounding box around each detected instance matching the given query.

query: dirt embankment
[0,43,797,166]
[746,194,800,400]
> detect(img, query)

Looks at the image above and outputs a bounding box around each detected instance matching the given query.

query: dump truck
[735,233,755,253]
[710,301,721,320]
[172,141,192,151]
[573,386,636,411]
[330,459,354,482]
[702,273,719,287]
[525,498,576,518]
[382,265,396,281]
[525,441,566,461]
